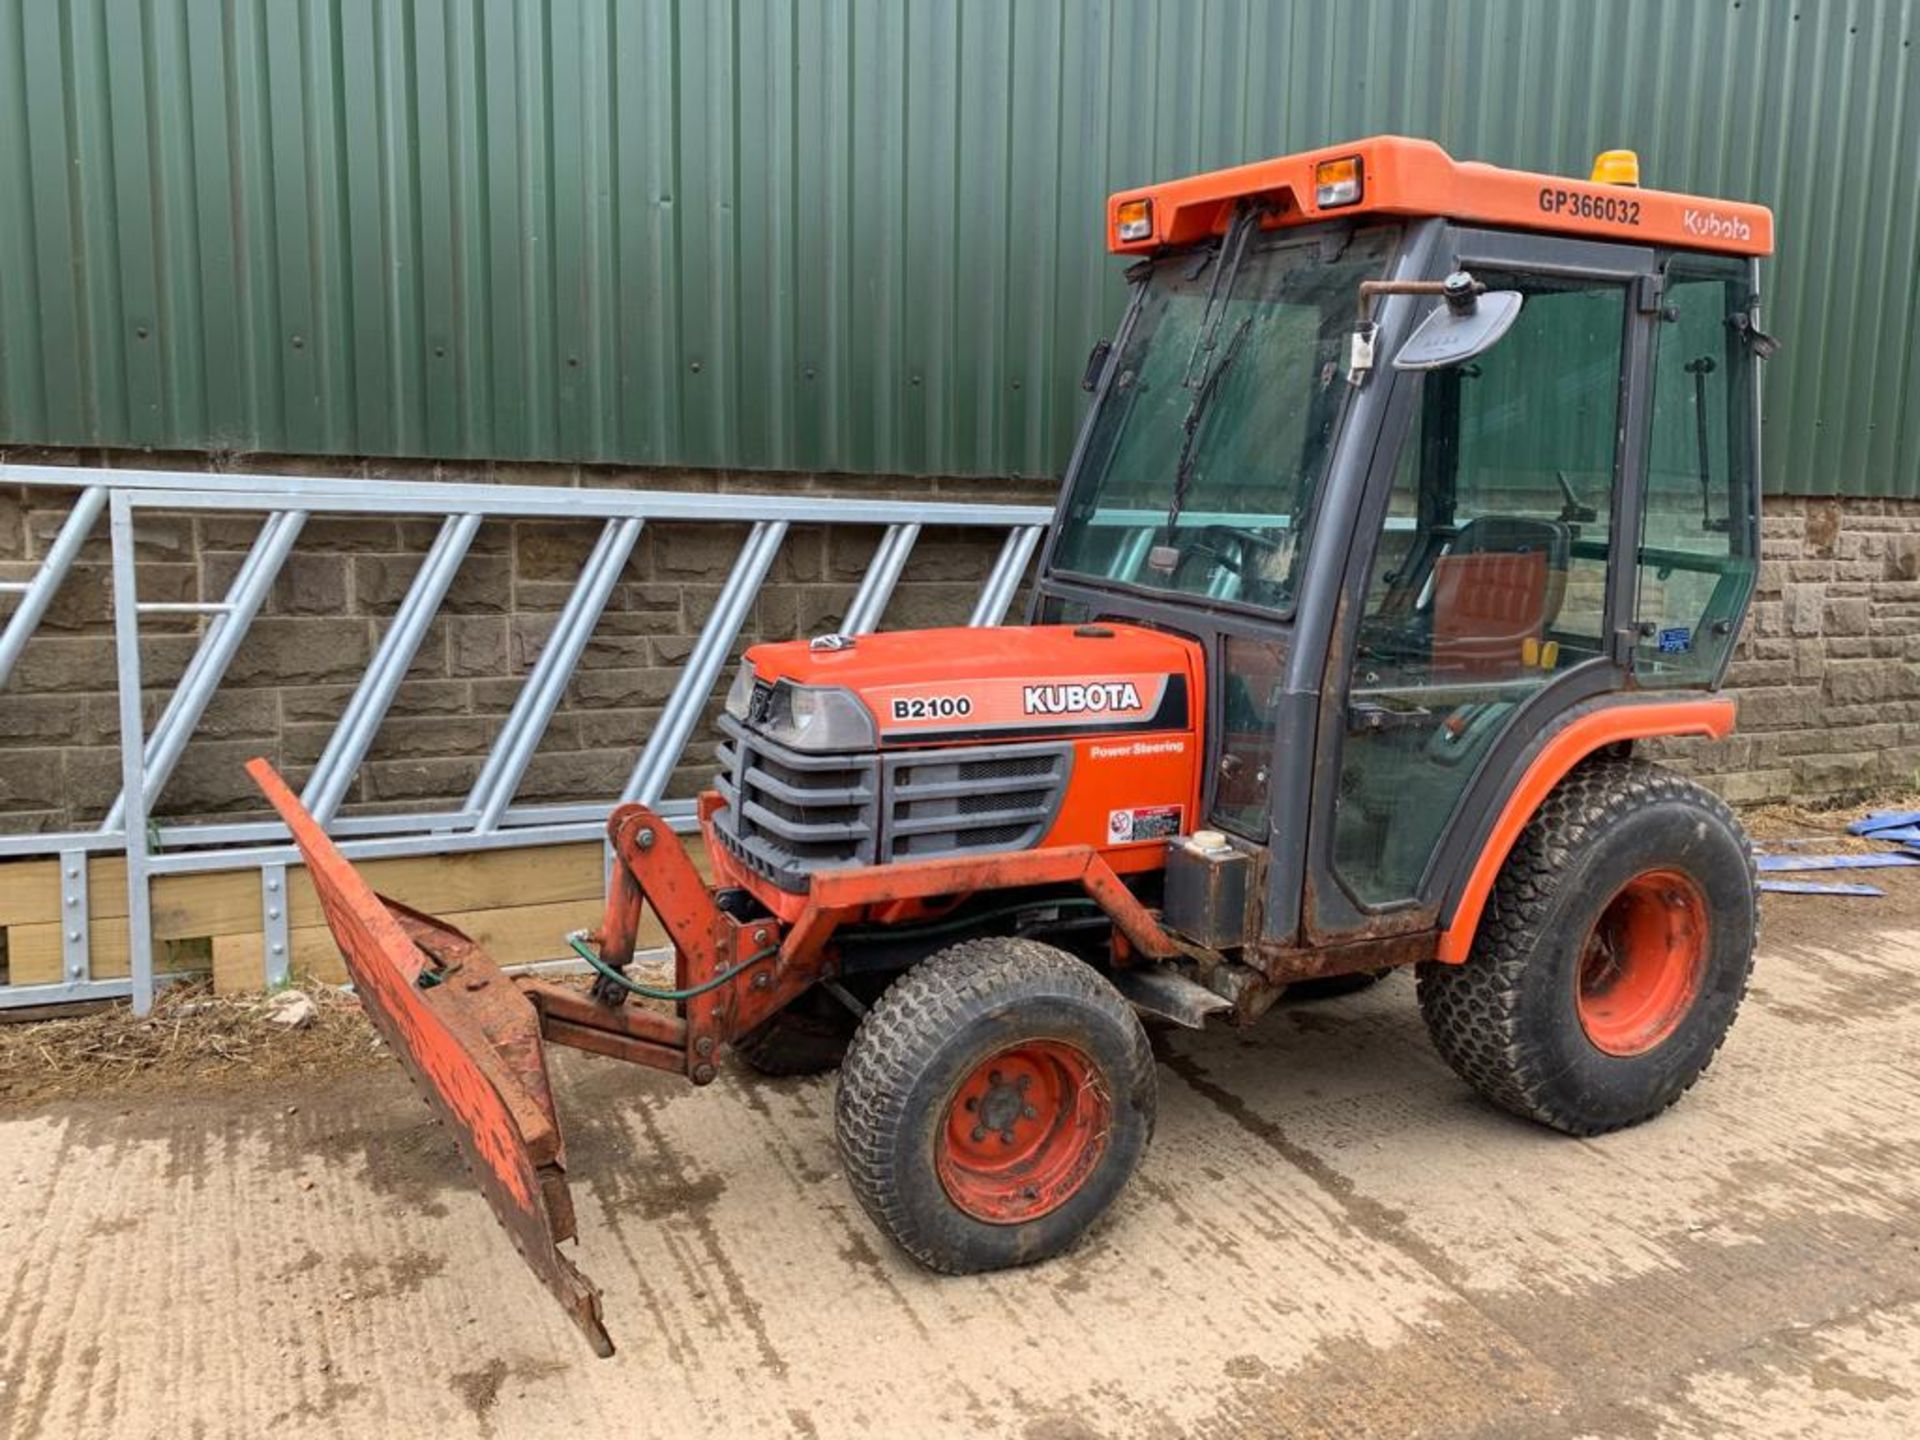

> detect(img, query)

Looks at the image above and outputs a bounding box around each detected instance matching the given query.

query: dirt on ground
[3,800,1920,1438]
[0,978,382,1108]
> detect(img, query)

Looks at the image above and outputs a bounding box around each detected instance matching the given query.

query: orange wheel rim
[936,1040,1111,1224]
[1576,868,1709,1056]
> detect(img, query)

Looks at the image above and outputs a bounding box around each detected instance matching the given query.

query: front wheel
[1417,757,1756,1135]
[835,937,1156,1274]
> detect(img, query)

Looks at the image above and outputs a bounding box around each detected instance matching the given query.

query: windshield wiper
[1150,202,1268,574]
[1150,314,1254,571]
[1686,354,1731,533]
[1179,202,1263,391]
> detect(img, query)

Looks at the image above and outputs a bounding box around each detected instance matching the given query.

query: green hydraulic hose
[567,934,780,1002]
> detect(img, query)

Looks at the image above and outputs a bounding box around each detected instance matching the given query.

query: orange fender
[1434,698,1736,964]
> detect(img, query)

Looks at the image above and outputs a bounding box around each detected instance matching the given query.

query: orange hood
[744,623,1202,746]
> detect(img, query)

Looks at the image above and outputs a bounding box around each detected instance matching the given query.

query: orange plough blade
[246,759,613,1358]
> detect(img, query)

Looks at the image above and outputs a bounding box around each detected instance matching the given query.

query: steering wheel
[1168,525,1293,608]
[1184,524,1287,573]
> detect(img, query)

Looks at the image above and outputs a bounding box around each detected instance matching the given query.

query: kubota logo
[1683,208,1752,241]
[1022,681,1144,715]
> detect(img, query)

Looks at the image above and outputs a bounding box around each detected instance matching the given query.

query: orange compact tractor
[251,137,1777,1354]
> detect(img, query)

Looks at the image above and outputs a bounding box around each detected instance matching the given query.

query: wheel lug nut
[1000,1130,1016,1145]
[1022,1105,1037,1119]
[1016,1074,1030,1091]
[989,1070,1002,1086]
[971,1125,986,1143]
[964,1097,978,1112]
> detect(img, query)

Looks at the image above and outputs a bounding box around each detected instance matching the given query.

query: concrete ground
[3,886,1919,1439]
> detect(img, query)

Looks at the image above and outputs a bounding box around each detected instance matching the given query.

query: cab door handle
[1347,699,1431,735]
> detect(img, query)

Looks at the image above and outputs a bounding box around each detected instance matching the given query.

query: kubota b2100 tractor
[251,137,1777,1355]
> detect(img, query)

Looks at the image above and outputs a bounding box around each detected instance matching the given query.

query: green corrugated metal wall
[0,0,1915,496]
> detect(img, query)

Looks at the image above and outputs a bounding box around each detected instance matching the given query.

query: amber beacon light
[1590,148,1641,186]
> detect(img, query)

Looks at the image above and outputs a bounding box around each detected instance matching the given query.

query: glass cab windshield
[1051,223,1398,613]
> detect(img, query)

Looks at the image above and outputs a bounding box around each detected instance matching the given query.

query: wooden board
[2,834,706,997]
[0,845,607,933]
[7,920,208,985]
[209,896,613,992]
[151,843,610,938]
[0,861,61,927]
[210,930,343,993]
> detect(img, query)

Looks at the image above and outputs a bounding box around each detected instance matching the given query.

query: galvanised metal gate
[0,465,1052,1014]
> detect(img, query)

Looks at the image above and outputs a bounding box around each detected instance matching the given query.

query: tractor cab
[1036,135,1772,962]
[251,138,1777,1357]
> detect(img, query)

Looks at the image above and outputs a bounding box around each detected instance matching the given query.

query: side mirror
[1392,289,1524,371]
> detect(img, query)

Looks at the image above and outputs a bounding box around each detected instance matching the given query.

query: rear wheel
[835,937,1155,1274]
[1417,758,1755,1135]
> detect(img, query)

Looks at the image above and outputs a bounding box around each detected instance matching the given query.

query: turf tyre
[1417,757,1755,1135]
[835,937,1156,1274]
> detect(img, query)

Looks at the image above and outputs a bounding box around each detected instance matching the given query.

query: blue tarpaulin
[1847,810,1920,836]
[1859,827,1920,845]
[1754,853,1920,872]
[1758,880,1886,896]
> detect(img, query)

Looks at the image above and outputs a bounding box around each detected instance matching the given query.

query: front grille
[712,715,879,891]
[711,725,1075,889]
[883,742,1073,861]
[948,754,1060,784]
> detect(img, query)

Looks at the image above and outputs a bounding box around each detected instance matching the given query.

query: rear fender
[1433,696,1736,964]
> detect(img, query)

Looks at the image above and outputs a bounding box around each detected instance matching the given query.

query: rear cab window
[1633,257,1760,684]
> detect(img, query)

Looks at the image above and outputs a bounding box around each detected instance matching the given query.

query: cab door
[1301,231,1657,942]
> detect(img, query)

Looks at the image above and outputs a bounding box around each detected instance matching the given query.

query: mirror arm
[1357,271,1486,326]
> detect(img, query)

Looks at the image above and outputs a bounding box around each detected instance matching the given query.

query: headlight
[723,665,756,720]
[1314,155,1363,208]
[1115,197,1153,242]
[760,683,877,752]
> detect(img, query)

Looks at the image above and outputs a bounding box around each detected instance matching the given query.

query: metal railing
[0,464,1053,1013]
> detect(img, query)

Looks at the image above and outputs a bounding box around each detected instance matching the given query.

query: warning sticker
[1107,804,1183,844]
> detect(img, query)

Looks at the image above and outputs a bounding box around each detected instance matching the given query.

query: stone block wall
[1653,495,1920,804]
[0,452,1915,831]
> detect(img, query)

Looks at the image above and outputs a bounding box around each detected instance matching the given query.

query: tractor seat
[1429,516,1571,676]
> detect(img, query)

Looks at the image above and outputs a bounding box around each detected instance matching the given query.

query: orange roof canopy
[1107,136,1772,258]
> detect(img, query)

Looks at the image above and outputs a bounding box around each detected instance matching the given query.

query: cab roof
[1106,135,1773,258]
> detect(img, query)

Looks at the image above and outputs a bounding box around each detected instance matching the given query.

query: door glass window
[1214,635,1284,837]
[1635,262,1758,683]
[1334,273,1627,906]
